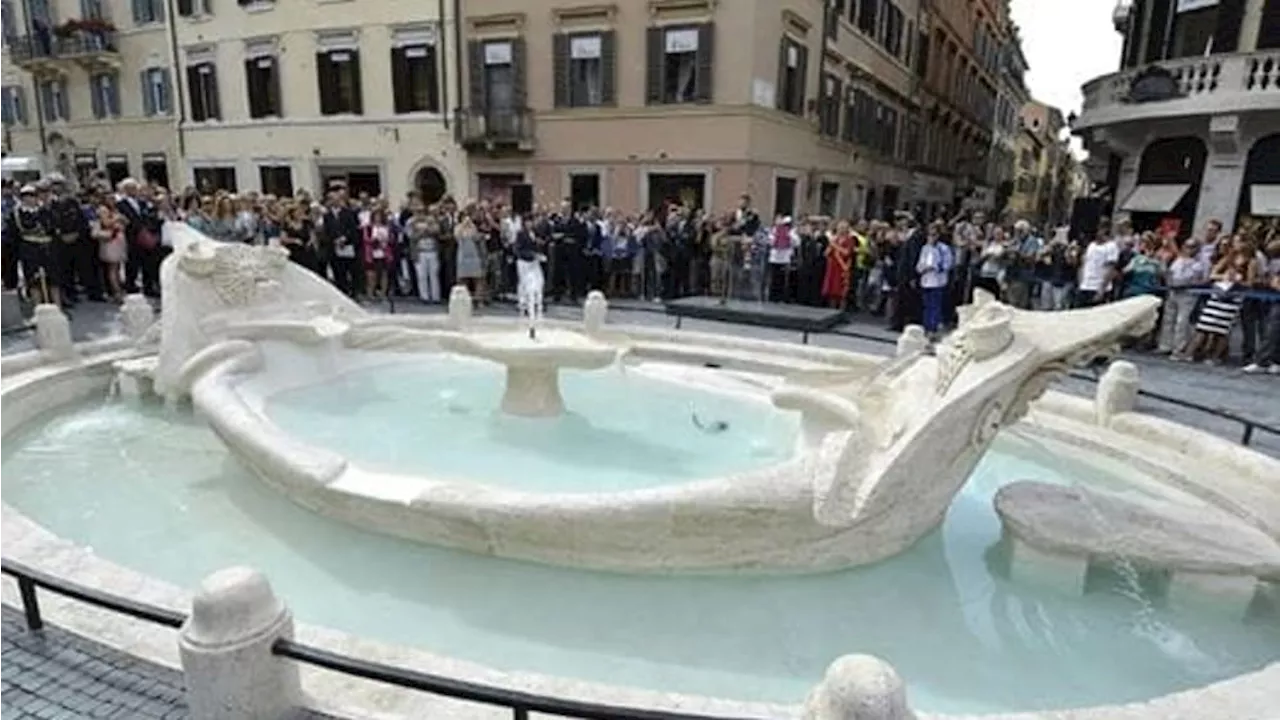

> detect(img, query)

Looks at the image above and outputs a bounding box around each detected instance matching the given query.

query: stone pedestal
[803,654,915,720]
[503,366,564,417]
[34,303,76,362]
[1007,538,1089,596]
[583,290,609,336]
[448,285,473,330]
[1096,360,1139,426]
[896,326,928,357]
[1166,572,1257,619]
[180,567,302,720]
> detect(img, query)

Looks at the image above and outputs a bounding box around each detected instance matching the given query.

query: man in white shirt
[1075,232,1119,307]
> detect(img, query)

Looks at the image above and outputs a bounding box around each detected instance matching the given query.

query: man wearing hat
[47,173,101,305]
[3,183,60,305]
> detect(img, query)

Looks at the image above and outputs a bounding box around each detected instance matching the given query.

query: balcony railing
[1076,50,1280,129]
[9,30,120,71]
[454,106,536,153]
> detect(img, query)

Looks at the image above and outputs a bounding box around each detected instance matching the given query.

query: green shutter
[552,33,570,108]
[599,31,617,106]
[694,23,714,103]
[644,27,663,105]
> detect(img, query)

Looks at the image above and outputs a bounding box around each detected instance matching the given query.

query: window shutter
[108,73,120,116]
[161,69,172,113]
[1260,0,1280,49]
[186,66,202,120]
[510,37,526,109]
[599,30,617,106]
[552,33,569,108]
[1,91,11,125]
[315,54,331,115]
[176,0,193,15]
[1144,0,1169,63]
[57,82,69,120]
[1212,0,1246,53]
[152,0,164,21]
[644,26,662,105]
[140,70,154,115]
[270,58,282,117]
[831,77,843,134]
[349,51,363,114]
[39,81,53,121]
[207,67,221,119]
[694,22,714,103]
[795,44,808,114]
[776,39,788,110]
[390,47,408,114]
[1123,0,1145,68]
[15,87,25,124]
[244,58,257,116]
[91,77,105,118]
[467,40,485,110]
[131,0,145,23]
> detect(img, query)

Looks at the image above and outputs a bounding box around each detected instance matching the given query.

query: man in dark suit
[892,211,925,332]
[116,178,161,297]
[319,187,361,297]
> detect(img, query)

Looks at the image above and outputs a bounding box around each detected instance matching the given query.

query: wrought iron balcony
[9,29,121,75]
[454,106,536,153]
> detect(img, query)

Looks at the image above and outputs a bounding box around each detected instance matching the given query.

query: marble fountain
[2,221,1278,720]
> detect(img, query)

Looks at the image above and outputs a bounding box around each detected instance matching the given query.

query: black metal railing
[0,557,764,720]
[9,30,119,63]
[454,106,536,149]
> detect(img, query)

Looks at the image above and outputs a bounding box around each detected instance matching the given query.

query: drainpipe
[452,0,463,114]
[437,0,448,130]
[163,0,187,168]
[19,0,49,156]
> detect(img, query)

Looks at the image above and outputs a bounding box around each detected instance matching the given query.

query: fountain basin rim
[3,354,1280,720]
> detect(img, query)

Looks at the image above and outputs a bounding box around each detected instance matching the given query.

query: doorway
[773,175,797,219]
[142,154,169,190]
[319,165,382,198]
[569,173,600,211]
[105,155,130,188]
[415,166,448,205]
[476,172,525,205]
[647,172,705,213]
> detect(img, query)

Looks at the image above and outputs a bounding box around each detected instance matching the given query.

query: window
[142,154,169,188]
[841,89,856,143]
[819,73,842,136]
[882,106,899,158]
[74,153,98,186]
[2,1,17,44]
[819,181,839,217]
[186,61,221,121]
[38,79,69,122]
[89,72,120,119]
[27,0,52,25]
[193,166,238,193]
[81,0,108,19]
[392,43,441,113]
[905,115,921,164]
[773,175,796,218]
[554,32,615,108]
[646,24,713,105]
[881,3,903,58]
[1,86,27,126]
[140,67,172,115]
[316,48,363,115]
[133,0,163,25]
[259,165,293,197]
[176,0,213,16]
[857,0,877,35]
[776,37,806,116]
[569,173,601,211]
[105,155,129,186]
[1171,6,1217,59]
[245,54,281,118]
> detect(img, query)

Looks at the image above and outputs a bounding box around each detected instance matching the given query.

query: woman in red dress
[822,220,855,308]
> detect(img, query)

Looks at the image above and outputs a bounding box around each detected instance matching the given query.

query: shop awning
[1250,185,1280,217]
[1119,184,1191,213]
[1,156,39,173]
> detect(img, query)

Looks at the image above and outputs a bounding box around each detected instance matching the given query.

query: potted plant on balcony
[53,19,82,38]
[78,18,116,34]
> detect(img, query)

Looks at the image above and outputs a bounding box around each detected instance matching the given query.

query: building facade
[1074,0,1280,236]
[454,0,933,219]
[2,0,466,201]
[2,0,178,187]
[989,17,1029,219]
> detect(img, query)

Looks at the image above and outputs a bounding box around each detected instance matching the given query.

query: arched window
[1237,134,1280,221]
[415,166,447,205]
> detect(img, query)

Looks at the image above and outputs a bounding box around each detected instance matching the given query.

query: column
[1192,114,1246,233]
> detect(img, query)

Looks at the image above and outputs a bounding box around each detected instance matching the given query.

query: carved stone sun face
[179,242,290,308]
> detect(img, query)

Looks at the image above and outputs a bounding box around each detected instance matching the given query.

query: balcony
[454,107,536,154]
[1075,50,1280,131]
[9,27,122,76]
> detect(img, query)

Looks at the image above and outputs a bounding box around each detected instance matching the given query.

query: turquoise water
[3,400,1278,713]
[263,360,800,492]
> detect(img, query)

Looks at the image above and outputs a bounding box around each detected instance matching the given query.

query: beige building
[2,0,178,187]
[2,0,465,201]
[457,0,924,218]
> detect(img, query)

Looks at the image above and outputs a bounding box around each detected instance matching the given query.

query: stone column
[1194,115,1246,233]
[180,567,302,720]
[803,654,915,720]
[1096,360,1140,427]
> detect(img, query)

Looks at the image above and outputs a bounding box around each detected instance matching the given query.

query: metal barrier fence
[0,558,763,720]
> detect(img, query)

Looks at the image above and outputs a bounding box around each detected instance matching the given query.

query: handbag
[136,226,159,250]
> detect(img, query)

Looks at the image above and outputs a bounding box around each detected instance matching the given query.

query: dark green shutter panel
[831,78,843,135]
[1254,0,1280,49]
[468,40,486,110]
[208,68,220,119]
[1212,0,1246,53]
[694,23,714,103]
[1144,0,1169,63]
[140,70,153,116]
[1123,0,1145,68]
[599,30,617,106]
[391,47,408,113]
[244,58,256,116]
[315,55,332,115]
[796,44,808,114]
[552,33,570,108]
[350,52,363,114]
[271,58,282,116]
[91,77,104,118]
[511,37,527,108]
[645,26,663,104]
[776,38,788,110]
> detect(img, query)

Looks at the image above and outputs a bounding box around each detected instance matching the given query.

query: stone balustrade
[1075,50,1280,130]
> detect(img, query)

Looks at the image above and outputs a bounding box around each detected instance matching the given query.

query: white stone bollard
[1095,360,1140,427]
[34,303,76,362]
[803,654,915,720]
[180,567,302,720]
[120,294,156,342]
[583,290,609,336]
[896,325,928,358]
[448,284,473,330]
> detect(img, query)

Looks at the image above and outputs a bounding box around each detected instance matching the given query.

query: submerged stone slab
[995,481,1280,579]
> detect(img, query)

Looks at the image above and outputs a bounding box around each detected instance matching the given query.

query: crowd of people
[3,174,1278,375]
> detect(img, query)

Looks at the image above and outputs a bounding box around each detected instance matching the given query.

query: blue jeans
[923,286,946,333]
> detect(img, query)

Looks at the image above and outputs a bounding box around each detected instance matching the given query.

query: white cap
[19,184,37,195]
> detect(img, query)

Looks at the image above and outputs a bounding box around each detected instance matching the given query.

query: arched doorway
[1127,136,1207,237]
[1237,134,1280,225]
[415,166,448,205]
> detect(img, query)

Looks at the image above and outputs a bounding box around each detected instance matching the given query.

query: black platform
[664,296,847,332]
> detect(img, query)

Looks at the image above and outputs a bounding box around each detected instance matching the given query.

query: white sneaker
[1243,363,1263,374]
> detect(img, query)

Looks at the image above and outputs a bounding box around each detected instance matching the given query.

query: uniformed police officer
[3,184,60,306]
[48,172,101,305]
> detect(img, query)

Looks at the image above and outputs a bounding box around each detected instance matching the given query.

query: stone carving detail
[179,242,289,308]
[934,290,1014,396]
[1096,360,1141,427]
[34,304,76,362]
[895,326,928,358]
[120,294,156,342]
